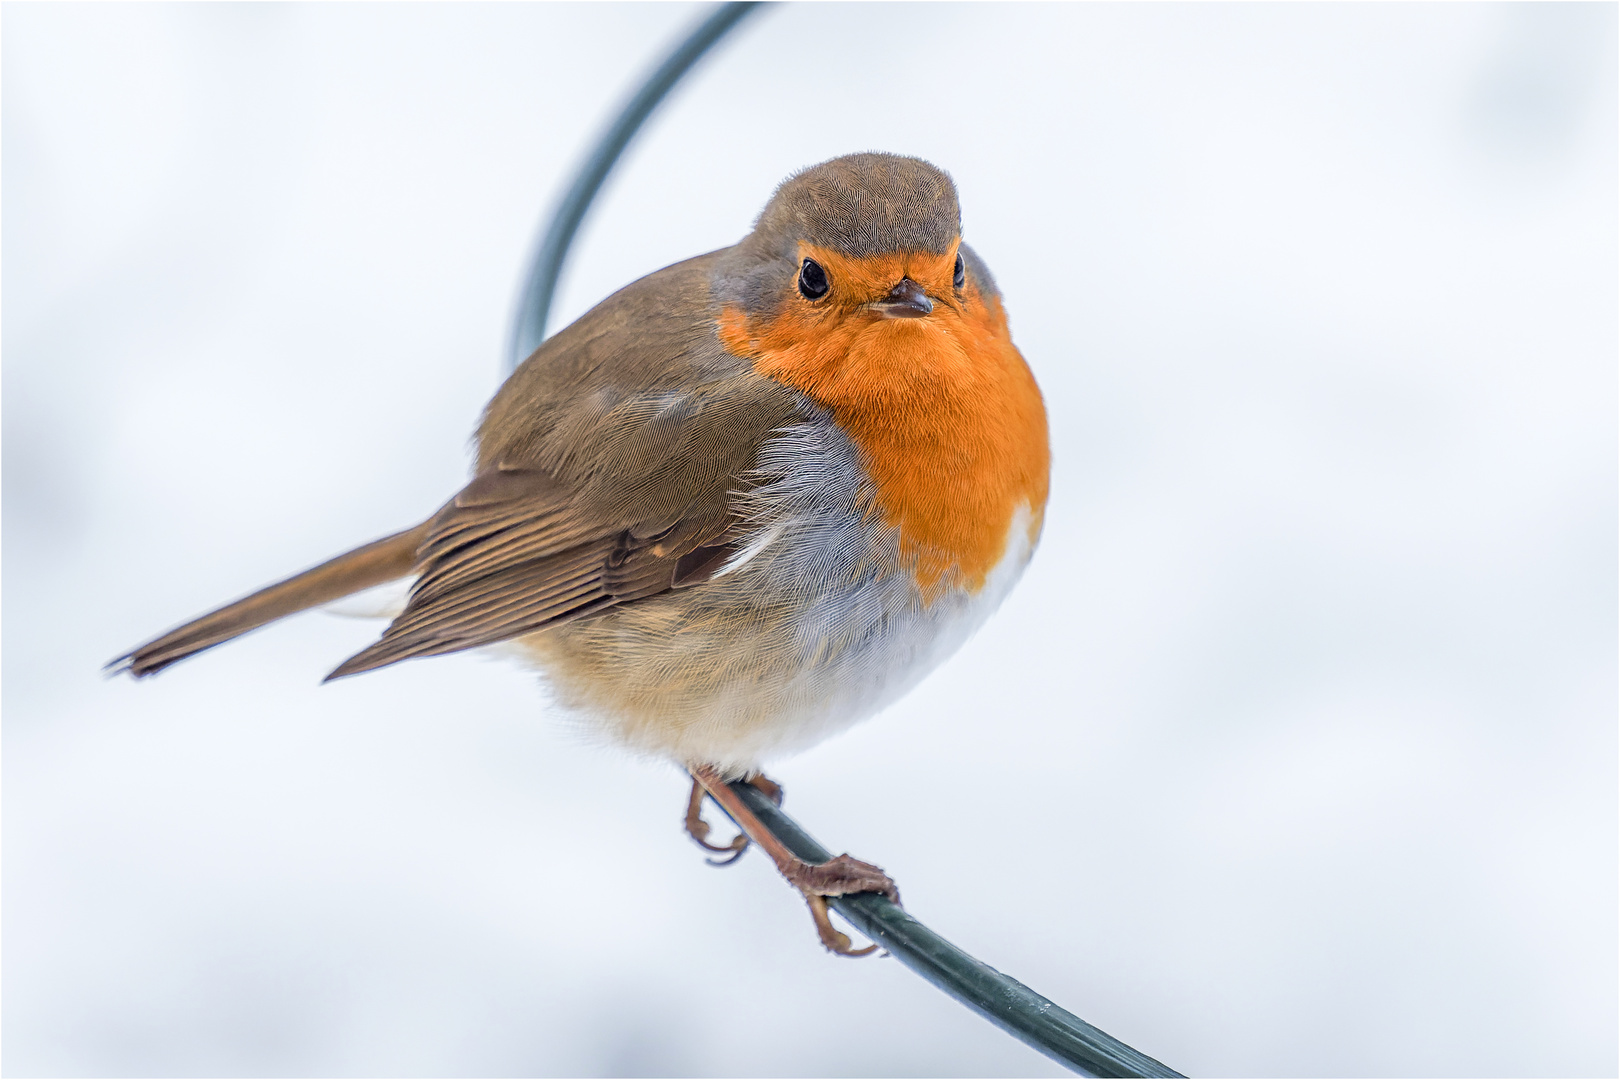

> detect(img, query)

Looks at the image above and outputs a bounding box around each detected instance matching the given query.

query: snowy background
[4,3,1615,1076]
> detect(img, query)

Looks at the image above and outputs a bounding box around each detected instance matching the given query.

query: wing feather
[324,465,741,681]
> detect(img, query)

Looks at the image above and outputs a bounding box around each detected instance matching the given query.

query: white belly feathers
[510,415,1037,775]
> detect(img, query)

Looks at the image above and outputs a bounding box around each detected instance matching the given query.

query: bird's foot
[790,856,898,957]
[780,852,899,905]
[684,777,748,864]
[688,764,897,958]
[683,773,786,866]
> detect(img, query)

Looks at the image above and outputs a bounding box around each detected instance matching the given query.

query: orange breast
[718,245,1050,597]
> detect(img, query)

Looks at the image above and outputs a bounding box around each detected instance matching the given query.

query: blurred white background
[4,3,1615,1076]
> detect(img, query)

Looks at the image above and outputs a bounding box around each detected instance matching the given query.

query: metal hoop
[506,2,761,371]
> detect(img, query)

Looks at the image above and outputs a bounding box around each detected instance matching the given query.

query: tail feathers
[110,522,431,679]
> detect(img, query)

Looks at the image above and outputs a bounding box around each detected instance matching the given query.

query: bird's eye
[799,258,829,300]
[953,252,966,290]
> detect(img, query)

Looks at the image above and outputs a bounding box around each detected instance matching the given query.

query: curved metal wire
[505,6,1184,1075]
[507,1,762,370]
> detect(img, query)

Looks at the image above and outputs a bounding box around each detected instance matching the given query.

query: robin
[113,152,1051,956]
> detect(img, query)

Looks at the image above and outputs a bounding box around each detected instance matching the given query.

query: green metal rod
[507,1,762,370]
[728,781,1185,1079]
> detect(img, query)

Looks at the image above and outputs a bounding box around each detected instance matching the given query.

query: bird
[112,152,1050,956]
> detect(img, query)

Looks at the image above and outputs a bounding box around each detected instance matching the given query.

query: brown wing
[326,254,812,680]
[324,464,739,680]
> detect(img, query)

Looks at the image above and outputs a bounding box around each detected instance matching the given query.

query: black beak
[872,278,934,319]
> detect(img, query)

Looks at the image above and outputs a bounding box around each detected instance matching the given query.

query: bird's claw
[703,844,748,867]
[747,773,785,807]
[805,893,880,957]
[684,778,750,863]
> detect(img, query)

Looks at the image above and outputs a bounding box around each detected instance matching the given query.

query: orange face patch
[718,241,1050,596]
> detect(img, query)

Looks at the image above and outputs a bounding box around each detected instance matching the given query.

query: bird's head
[714,153,1011,406]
